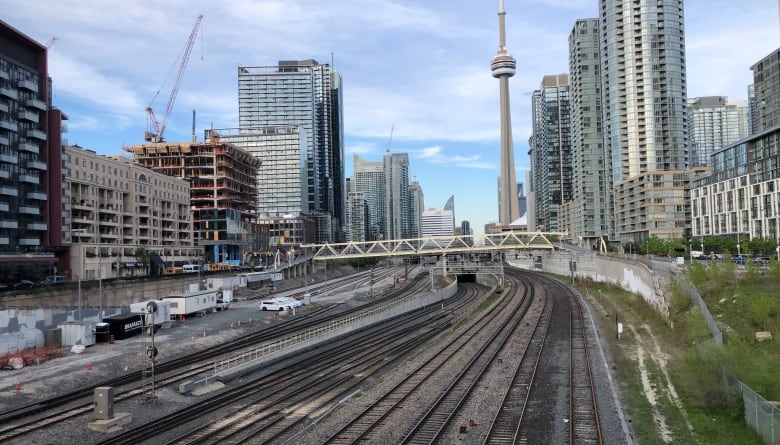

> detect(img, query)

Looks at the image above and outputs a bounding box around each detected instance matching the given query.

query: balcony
[26,98,46,111]
[0,120,18,132]
[19,174,40,184]
[0,202,8,211]
[0,102,7,113]
[0,186,18,197]
[0,170,8,179]
[26,191,47,200]
[19,206,40,215]
[0,219,18,229]
[18,141,39,154]
[26,128,46,141]
[18,238,41,246]
[27,222,47,231]
[0,87,17,100]
[17,79,38,93]
[0,134,8,146]
[0,70,9,80]
[17,109,39,123]
[26,159,46,170]
[0,237,8,245]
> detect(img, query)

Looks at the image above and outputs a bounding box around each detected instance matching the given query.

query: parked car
[732,255,746,264]
[751,256,770,264]
[277,296,302,308]
[12,280,35,289]
[40,275,67,285]
[259,300,286,311]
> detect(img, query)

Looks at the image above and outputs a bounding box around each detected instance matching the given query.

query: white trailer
[163,289,218,318]
[129,299,172,329]
[216,288,233,311]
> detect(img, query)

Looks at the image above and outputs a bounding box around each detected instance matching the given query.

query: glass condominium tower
[600,0,689,242]
[238,60,345,243]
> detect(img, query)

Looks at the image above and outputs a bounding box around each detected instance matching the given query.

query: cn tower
[492,0,520,226]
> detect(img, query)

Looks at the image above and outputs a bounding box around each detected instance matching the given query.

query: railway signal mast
[145,14,203,143]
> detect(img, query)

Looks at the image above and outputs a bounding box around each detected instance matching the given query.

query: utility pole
[71,229,86,320]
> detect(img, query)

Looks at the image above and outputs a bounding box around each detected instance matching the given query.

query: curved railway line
[1,265,621,444]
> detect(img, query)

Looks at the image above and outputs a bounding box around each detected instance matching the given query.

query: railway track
[0,272,433,442]
[322,279,527,444]
[97,284,482,444]
[485,272,603,445]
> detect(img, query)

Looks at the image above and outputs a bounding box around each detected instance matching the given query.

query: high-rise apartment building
[750,49,780,134]
[531,74,571,232]
[568,18,610,248]
[351,155,385,241]
[408,180,424,239]
[238,60,344,243]
[600,0,689,242]
[688,96,749,167]
[383,152,410,240]
[0,21,68,282]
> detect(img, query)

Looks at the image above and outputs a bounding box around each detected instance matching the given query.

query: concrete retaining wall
[508,250,667,316]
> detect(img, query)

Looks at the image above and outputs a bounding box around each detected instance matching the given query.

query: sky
[3,0,779,235]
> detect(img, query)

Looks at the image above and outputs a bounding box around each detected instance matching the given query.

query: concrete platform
[87,412,132,433]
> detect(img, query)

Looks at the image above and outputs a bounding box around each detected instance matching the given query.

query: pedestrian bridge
[304,231,565,260]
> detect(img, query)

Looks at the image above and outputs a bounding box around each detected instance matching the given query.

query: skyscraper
[600,0,689,242]
[750,49,780,134]
[530,74,571,232]
[238,60,344,243]
[687,97,749,167]
[351,154,385,241]
[408,180,424,239]
[568,18,609,247]
[383,152,410,240]
[492,0,520,226]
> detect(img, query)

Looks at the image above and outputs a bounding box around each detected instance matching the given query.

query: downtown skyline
[2,0,778,234]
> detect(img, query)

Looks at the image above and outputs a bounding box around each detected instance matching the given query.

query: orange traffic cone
[14,381,21,391]
[87,362,93,371]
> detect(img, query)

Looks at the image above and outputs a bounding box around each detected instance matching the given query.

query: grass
[579,279,765,444]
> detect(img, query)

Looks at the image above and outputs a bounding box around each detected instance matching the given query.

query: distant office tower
[460,220,472,236]
[568,18,609,246]
[346,190,369,242]
[238,60,345,243]
[492,0,520,226]
[750,49,780,134]
[0,21,69,281]
[408,180,424,238]
[421,208,455,238]
[600,0,689,242]
[530,74,571,232]
[517,182,527,217]
[384,152,410,240]
[687,97,749,166]
[352,154,385,241]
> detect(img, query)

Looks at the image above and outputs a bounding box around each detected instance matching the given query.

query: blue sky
[3,0,779,235]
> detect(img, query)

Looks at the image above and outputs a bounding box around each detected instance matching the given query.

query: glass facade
[237,61,344,243]
[599,0,689,242]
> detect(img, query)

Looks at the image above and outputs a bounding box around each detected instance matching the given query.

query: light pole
[688,238,692,265]
[71,229,86,321]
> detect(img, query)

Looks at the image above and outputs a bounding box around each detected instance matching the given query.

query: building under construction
[126,141,265,269]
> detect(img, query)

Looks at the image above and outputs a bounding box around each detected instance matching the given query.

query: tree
[133,247,152,276]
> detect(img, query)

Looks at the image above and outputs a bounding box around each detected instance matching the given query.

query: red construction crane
[145,14,203,143]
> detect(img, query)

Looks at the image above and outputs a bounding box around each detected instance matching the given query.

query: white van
[259,300,286,311]
[41,275,67,285]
